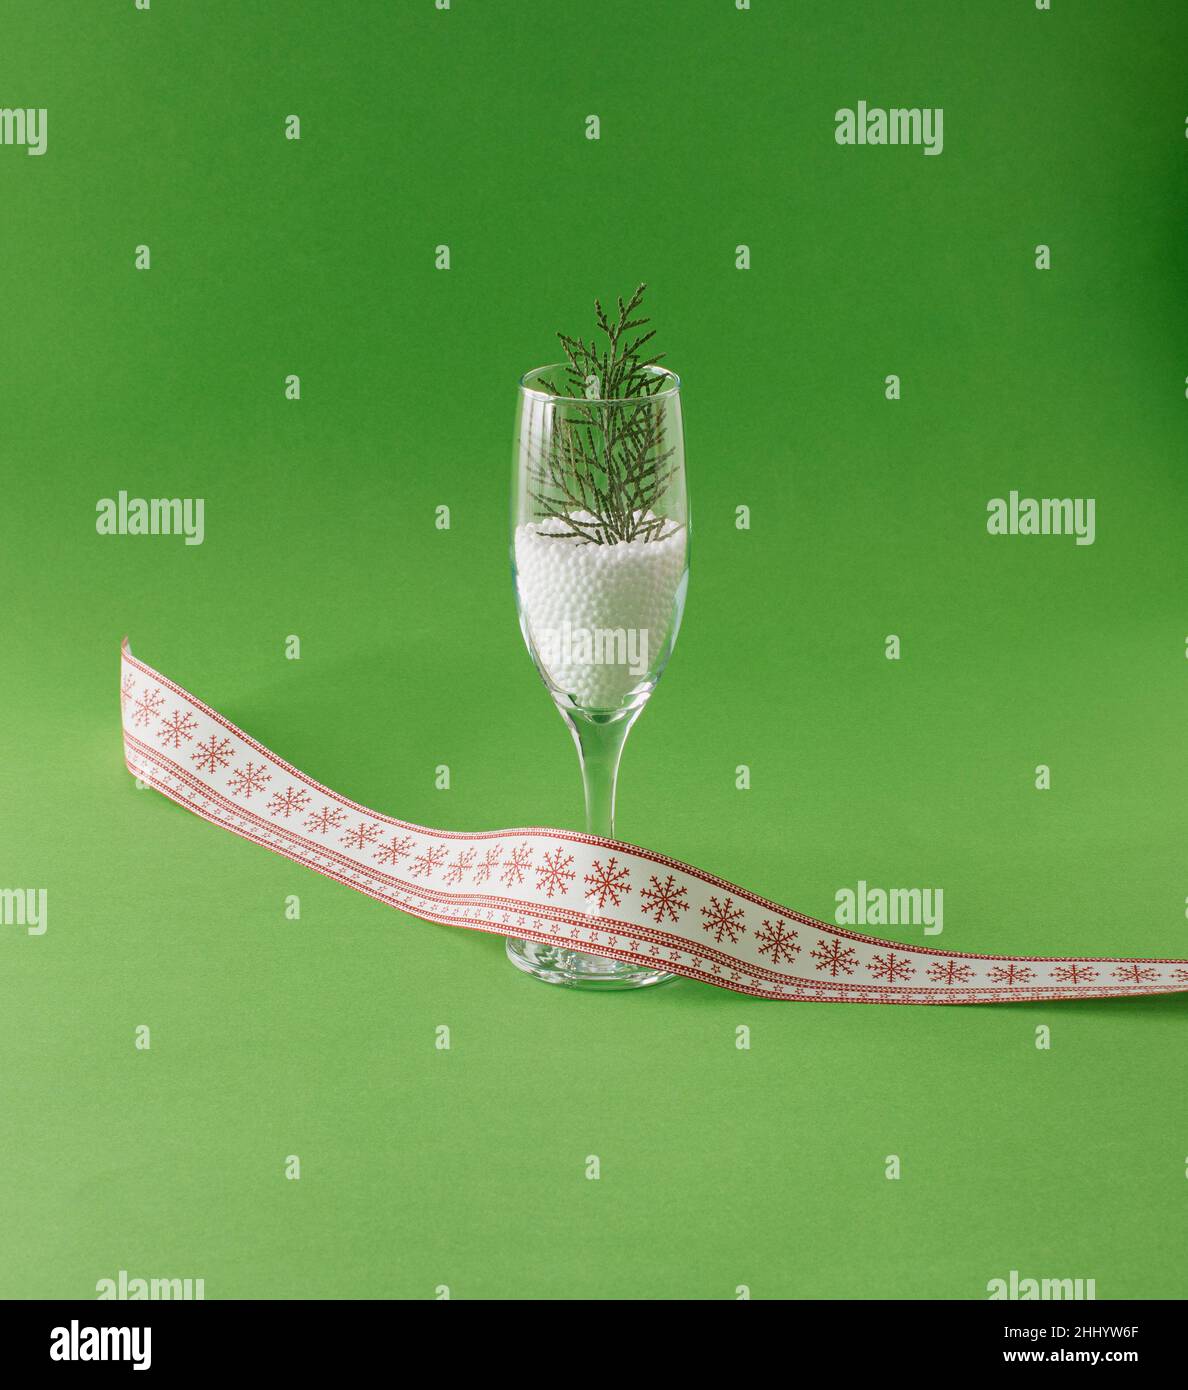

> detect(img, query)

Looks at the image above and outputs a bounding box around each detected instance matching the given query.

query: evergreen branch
[525,284,680,543]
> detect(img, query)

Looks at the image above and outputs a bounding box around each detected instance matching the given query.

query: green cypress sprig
[527,284,680,544]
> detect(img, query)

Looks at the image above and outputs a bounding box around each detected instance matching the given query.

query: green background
[1,0,1185,1300]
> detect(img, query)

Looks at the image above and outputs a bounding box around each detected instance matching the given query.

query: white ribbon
[121,639,1188,1004]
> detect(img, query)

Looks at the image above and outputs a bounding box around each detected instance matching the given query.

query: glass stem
[564,708,641,839]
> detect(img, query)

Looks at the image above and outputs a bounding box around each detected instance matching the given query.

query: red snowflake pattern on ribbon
[1050,963,1099,984]
[584,856,631,909]
[639,873,689,924]
[754,918,800,964]
[700,895,746,944]
[191,734,234,773]
[305,804,345,836]
[443,849,477,885]
[988,963,1036,986]
[374,833,415,866]
[228,761,272,800]
[472,847,502,885]
[535,848,575,899]
[156,708,198,749]
[267,785,311,819]
[869,950,916,983]
[131,688,165,728]
[341,820,384,852]
[926,959,975,985]
[119,641,1188,1008]
[411,843,448,878]
[497,844,532,887]
[811,937,859,976]
[1112,963,1158,983]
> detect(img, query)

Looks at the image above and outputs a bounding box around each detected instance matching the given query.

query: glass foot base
[506,938,675,990]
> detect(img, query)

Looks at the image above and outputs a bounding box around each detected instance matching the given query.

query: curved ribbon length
[120,640,1188,1005]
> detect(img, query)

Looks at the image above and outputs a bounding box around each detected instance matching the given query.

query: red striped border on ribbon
[120,639,1188,1005]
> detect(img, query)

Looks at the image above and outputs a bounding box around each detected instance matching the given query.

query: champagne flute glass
[506,363,689,988]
